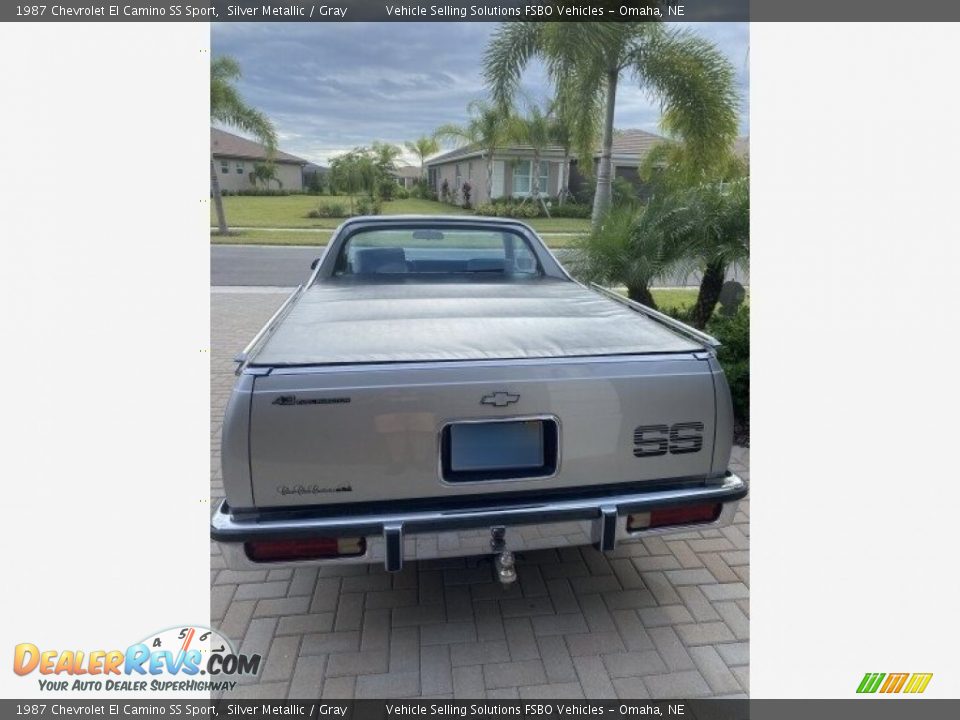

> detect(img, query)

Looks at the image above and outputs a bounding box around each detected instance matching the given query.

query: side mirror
[310,258,320,270]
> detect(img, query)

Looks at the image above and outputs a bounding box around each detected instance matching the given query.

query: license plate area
[441,418,559,483]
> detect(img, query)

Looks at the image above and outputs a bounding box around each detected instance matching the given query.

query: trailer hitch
[490,526,517,585]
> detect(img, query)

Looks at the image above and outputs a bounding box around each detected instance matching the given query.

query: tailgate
[247,355,718,508]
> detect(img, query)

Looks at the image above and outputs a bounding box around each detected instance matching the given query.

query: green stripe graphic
[857,672,885,693]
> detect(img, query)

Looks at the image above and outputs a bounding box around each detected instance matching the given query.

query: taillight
[627,503,721,531]
[244,536,366,563]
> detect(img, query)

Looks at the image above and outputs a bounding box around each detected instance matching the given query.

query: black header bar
[7,0,960,23]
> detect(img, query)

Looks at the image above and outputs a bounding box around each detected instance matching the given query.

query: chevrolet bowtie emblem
[481,391,520,407]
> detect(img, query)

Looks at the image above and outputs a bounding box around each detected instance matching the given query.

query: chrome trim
[234,284,303,373]
[211,473,746,546]
[590,283,721,349]
[263,351,708,376]
[436,414,562,486]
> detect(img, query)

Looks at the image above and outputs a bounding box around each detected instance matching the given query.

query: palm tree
[639,140,749,328]
[484,21,739,225]
[678,178,749,328]
[210,56,277,234]
[370,141,402,177]
[507,101,553,215]
[570,203,687,309]
[250,163,282,190]
[550,72,602,205]
[404,136,440,180]
[435,100,513,203]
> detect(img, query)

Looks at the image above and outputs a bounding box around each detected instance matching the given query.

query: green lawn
[211,194,591,234]
[609,287,699,312]
[650,288,699,312]
[211,229,334,246]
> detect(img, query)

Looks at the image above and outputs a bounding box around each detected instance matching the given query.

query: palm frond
[210,55,277,157]
[630,28,740,170]
[484,23,544,108]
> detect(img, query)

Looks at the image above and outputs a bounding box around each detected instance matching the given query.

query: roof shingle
[211,127,308,165]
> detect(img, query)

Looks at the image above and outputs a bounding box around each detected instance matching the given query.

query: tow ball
[490,526,517,585]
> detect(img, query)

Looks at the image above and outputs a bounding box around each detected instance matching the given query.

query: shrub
[394,185,410,200]
[306,202,349,219]
[707,305,749,425]
[377,178,397,201]
[224,188,299,197]
[474,198,548,218]
[510,203,540,218]
[356,195,382,216]
[410,178,435,200]
[612,176,637,207]
[473,203,496,216]
[462,182,472,209]
[549,202,591,218]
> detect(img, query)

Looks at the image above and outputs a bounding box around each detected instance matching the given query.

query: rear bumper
[211,473,747,571]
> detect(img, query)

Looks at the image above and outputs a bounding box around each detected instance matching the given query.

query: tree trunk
[532,152,550,218]
[211,155,228,235]
[627,284,657,310]
[486,154,494,203]
[559,149,570,205]
[591,70,619,227]
[531,153,540,202]
[691,260,726,329]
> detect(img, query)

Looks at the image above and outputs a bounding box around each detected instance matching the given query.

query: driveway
[211,245,749,288]
[210,290,750,699]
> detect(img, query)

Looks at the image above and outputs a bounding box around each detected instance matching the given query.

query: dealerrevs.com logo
[13,626,261,693]
[857,672,933,694]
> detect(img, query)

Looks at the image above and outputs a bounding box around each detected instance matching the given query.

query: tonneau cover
[251,280,702,366]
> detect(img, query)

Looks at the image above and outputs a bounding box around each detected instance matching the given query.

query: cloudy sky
[212,22,749,166]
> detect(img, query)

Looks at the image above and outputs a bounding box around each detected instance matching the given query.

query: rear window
[332,227,542,279]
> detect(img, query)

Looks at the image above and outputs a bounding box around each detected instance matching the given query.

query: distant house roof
[605,129,665,158]
[426,145,488,165]
[427,129,669,167]
[733,135,749,159]
[392,165,422,179]
[427,144,569,166]
[211,128,308,165]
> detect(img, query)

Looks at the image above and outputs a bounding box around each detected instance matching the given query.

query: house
[427,129,750,205]
[211,128,309,192]
[425,129,665,206]
[391,165,423,190]
[425,144,569,206]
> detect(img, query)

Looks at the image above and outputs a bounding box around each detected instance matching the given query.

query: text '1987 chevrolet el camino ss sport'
[211,216,747,583]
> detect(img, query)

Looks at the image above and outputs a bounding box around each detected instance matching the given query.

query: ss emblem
[634,422,704,457]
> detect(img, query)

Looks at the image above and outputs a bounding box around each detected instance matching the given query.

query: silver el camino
[211,216,747,583]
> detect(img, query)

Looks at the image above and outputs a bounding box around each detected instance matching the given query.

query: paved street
[211,291,750,699]
[211,245,749,288]
[212,245,322,287]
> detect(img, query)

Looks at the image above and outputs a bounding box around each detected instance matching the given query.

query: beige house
[425,146,568,206]
[211,128,308,192]
[428,130,749,205]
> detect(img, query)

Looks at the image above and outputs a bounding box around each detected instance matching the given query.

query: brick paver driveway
[211,290,750,700]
